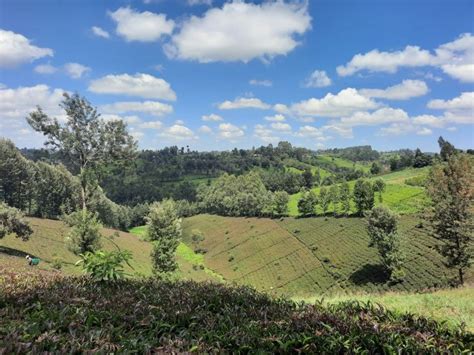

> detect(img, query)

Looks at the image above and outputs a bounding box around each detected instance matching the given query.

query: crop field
[312,155,371,173]
[0,218,215,282]
[287,168,429,216]
[283,158,333,179]
[181,214,467,298]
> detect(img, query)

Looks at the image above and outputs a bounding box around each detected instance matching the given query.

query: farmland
[287,167,430,216]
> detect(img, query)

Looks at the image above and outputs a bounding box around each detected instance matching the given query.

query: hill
[0,218,219,282]
[1,265,471,353]
[288,167,429,216]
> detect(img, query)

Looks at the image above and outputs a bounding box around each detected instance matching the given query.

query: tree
[373,178,386,203]
[147,199,182,274]
[302,168,313,189]
[314,169,321,187]
[389,157,399,172]
[329,185,339,216]
[319,187,331,216]
[271,191,289,217]
[63,209,102,254]
[27,93,137,211]
[339,181,351,216]
[370,162,381,175]
[438,136,457,161]
[353,179,374,215]
[426,152,473,285]
[413,148,432,168]
[297,190,318,216]
[366,206,404,282]
[0,202,33,240]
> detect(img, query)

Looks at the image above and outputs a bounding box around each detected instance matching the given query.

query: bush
[75,250,132,282]
[0,202,33,241]
[63,209,102,255]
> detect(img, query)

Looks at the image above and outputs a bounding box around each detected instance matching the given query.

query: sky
[0,0,473,152]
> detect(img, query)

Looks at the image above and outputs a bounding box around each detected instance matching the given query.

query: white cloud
[109,7,174,42]
[34,63,57,74]
[291,88,379,118]
[218,97,270,110]
[89,73,176,101]
[304,70,332,88]
[188,0,213,5]
[322,124,353,139]
[337,33,474,82]
[264,114,285,122]
[296,125,333,140]
[379,123,433,137]
[161,124,197,140]
[273,103,290,115]
[138,120,163,129]
[64,62,91,79]
[91,26,110,39]
[0,29,53,68]
[254,124,279,143]
[360,80,428,100]
[165,1,311,63]
[101,114,141,125]
[416,127,433,136]
[270,122,292,132]
[249,79,273,87]
[427,92,474,110]
[101,101,173,116]
[339,108,409,127]
[412,114,445,128]
[202,113,223,121]
[198,125,212,133]
[218,123,244,140]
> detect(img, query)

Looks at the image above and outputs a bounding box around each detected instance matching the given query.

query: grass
[0,217,218,282]
[287,167,430,216]
[1,265,471,353]
[296,286,474,332]
[313,155,371,173]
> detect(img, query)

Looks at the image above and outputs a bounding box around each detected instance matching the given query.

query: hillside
[0,218,218,282]
[288,167,429,216]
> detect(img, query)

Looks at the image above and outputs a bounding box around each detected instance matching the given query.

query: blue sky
[0,0,473,152]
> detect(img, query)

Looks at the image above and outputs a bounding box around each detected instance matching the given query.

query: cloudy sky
[0,0,473,151]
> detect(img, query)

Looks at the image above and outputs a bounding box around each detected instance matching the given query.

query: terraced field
[0,218,217,282]
[287,168,430,216]
[182,214,465,298]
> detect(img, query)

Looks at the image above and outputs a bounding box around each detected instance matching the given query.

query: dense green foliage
[63,210,102,254]
[1,267,472,353]
[353,179,375,215]
[366,206,405,282]
[76,250,133,282]
[426,150,473,285]
[0,202,32,240]
[147,199,182,273]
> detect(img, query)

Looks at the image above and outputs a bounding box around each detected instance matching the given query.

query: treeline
[0,139,146,230]
[318,145,380,162]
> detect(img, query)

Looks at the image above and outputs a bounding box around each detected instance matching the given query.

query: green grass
[313,155,371,173]
[296,286,474,332]
[287,168,429,216]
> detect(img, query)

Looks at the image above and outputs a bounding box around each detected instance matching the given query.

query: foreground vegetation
[1,266,472,353]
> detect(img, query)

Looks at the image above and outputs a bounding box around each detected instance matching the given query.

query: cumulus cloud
[270,122,292,132]
[379,123,433,136]
[101,114,141,125]
[165,1,311,63]
[109,7,174,42]
[0,29,53,68]
[91,26,110,39]
[188,0,213,5]
[89,73,176,101]
[202,113,223,121]
[360,80,429,100]
[304,70,332,88]
[249,79,273,87]
[427,92,474,110]
[138,120,163,129]
[254,124,280,143]
[161,124,197,140]
[290,88,379,118]
[337,33,474,82]
[100,101,173,116]
[198,125,213,133]
[339,108,409,126]
[34,63,57,74]
[218,123,244,140]
[64,62,91,79]
[264,114,286,122]
[218,97,270,110]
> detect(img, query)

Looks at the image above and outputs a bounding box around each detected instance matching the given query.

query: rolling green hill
[288,167,430,216]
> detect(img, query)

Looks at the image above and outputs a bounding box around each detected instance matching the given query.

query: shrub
[75,250,132,282]
[63,209,102,255]
[0,202,33,241]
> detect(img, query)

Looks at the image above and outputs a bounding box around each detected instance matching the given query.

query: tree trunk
[459,268,464,286]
